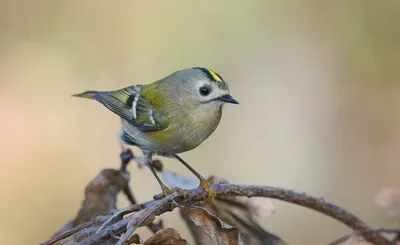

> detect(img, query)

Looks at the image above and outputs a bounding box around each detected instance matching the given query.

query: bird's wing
[73,85,166,132]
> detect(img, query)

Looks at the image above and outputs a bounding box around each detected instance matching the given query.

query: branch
[77,194,179,245]
[40,221,94,245]
[115,193,180,245]
[328,228,400,245]
[67,184,393,245]
[215,185,394,244]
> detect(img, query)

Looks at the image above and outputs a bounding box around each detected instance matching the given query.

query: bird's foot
[200,178,216,204]
[171,187,186,198]
[160,185,186,198]
[161,184,171,196]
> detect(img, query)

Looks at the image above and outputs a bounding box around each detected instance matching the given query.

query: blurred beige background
[1,1,400,244]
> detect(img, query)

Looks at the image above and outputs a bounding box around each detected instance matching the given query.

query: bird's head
[164,67,239,111]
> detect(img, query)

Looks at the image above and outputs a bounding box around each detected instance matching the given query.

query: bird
[73,67,239,201]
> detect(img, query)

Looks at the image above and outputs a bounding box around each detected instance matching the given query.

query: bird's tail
[72,89,133,122]
[72,90,99,99]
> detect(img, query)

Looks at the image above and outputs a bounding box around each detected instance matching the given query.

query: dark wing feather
[73,85,164,132]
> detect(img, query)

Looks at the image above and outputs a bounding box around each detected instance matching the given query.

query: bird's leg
[144,152,171,196]
[144,152,186,198]
[173,154,216,203]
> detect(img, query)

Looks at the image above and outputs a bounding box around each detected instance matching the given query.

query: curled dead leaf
[144,228,187,245]
[128,234,143,244]
[186,207,244,245]
[52,168,131,237]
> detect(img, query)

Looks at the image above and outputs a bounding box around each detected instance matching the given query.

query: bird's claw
[171,187,186,198]
[161,185,186,198]
[161,184,171,196]
[200,178,216,204]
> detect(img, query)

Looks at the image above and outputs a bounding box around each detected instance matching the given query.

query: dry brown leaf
[49,149,136,244]
[175,174,285,245]
[144,228,187,245]
[128,234,143,244]
[182,204,285,245]
[51,168,131,237]
[186,207,244,245]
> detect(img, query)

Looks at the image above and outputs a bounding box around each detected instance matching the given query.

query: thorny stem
[60,184,394,245]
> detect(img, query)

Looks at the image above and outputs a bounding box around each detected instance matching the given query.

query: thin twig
[77,194,179,245]
[328,228,400,245]
[116,193,179,245]
[45,184,393,245]
[95,204,144,234]
[40,221,94,245]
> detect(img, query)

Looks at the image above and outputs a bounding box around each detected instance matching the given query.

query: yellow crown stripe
[206,69,223,82]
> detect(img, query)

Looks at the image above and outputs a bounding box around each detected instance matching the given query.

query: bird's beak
[219,94,239,104]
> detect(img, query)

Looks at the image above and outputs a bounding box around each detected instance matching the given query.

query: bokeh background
[1,1,400,244]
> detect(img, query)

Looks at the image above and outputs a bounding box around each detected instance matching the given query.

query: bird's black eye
[199,86,211,96]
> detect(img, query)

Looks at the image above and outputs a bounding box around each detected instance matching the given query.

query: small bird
[73,67,239,201]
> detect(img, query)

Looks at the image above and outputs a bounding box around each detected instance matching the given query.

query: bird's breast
[147,106,222,153]
[124,104,224,154]
[174,105,223,151]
